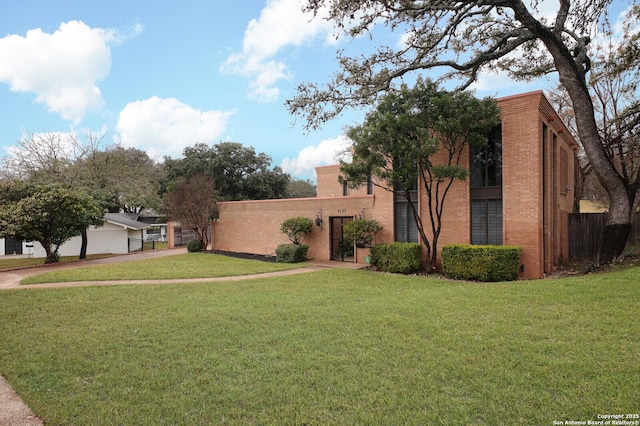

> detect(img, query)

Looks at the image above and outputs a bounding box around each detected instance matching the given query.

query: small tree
[163,175,218,251]
[0,181,104,263]
[340,79,500,272]
[343,219,382,248]
[280,217,313,244]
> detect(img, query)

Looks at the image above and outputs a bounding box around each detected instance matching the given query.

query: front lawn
[0,267,638,425]
[20,253,305,284]
[0,254,116,271]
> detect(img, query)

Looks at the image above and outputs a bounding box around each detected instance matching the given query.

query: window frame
[470,124,503,246]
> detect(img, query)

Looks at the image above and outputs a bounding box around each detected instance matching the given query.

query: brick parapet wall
[213,195,386,261]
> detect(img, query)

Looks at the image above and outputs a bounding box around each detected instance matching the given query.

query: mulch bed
[206,250,277,263]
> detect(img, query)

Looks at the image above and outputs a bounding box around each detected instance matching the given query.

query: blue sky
[0,1,632,180]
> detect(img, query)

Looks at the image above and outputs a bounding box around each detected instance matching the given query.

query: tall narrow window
[561,148,569,195]
[394,162,419,243]
[470,125,503,245]
[394,192,418,242]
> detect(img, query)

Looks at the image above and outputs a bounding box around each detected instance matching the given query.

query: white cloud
[221,0,336,102]
[0,20,140,123]
[469,68,555,94]
[116,96,234,160]
[280,135,352,179]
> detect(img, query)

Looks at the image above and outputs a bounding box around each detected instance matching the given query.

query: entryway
[330,216,354,262]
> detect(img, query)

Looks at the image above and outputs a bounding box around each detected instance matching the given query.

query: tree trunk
[79,228,88,259]
[43,244,59,263]
[563,83,631,263]
[540,33,632,263]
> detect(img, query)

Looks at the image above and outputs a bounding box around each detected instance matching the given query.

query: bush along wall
[276,244,309,263]
[370,242,421,274]
[441,244,522,282]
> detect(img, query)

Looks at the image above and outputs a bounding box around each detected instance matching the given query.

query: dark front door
[330,217,354,262]
[4,238,23,255]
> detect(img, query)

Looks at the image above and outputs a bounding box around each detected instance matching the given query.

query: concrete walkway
[0,247,190,290]
[0,376,43,426]
[0,248,365,424]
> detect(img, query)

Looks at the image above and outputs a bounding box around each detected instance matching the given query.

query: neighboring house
[137,212,169,242]
[0,213,153,258]
[196,91,577,279]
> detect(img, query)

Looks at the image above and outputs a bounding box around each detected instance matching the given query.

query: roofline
[217,194,375,206]
[496,90,545,102]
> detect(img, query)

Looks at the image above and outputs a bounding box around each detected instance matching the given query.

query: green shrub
[280,217,314,244]
[343,219,383,248]
[442,244,522,282]
[370,242,421,274]
[187,239,203,252]
[276,244,309,263]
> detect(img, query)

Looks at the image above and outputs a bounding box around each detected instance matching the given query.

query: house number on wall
[337,209,347,214]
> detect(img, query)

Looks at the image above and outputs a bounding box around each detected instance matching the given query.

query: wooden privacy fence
[173,226,204,247]
[568,212,640,259]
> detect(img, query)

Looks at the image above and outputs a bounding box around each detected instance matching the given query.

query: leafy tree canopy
[287,178,317,198]
[341,78,501,271]
[162,142,291,201]
[280,217,314,244]
[0,181,104,263]
[74,145,163,213]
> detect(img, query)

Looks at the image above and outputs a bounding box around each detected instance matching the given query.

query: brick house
[197,90,576,279]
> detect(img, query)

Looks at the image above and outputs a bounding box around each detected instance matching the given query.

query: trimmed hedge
[187,239,203,252]
[442,244,522,282]
[276,244,309,263]
[370,242,421,274]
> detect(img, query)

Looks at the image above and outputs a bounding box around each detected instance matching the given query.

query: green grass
[0,254,116,271]
[20,253,304,284]
[1,267,638,425]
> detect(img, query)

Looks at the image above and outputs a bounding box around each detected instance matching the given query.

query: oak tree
[162,142,290,201]
[288,0,636,263]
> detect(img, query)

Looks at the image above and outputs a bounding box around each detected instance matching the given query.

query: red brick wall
[406,91,576,278]
[316,164,373,198]
[208,90,576,278]
[212,195,389,261]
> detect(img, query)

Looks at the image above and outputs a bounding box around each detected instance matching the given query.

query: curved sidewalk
[0,249,360,291]
[0,247,189,290]
[0,249,363,424]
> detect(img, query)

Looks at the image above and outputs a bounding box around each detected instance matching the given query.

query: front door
[330,216,354,262]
